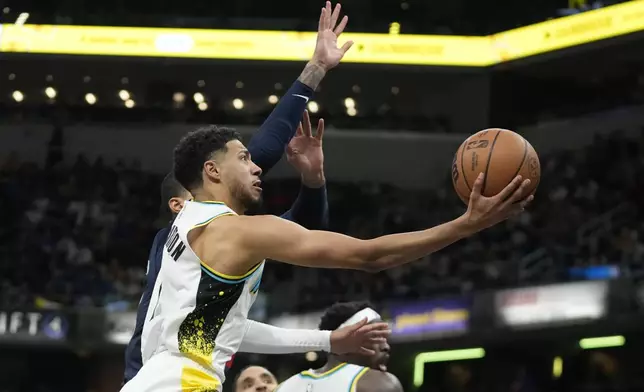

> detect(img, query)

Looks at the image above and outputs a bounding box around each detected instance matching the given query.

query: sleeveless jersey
[141,200,265,389]
[276,363,369,392]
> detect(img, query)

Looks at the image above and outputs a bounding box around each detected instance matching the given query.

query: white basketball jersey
[140,200,265,388]
[276,363,369,392]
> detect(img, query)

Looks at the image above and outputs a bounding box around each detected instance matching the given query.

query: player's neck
[319,357,349,372]
[192,186,245,214]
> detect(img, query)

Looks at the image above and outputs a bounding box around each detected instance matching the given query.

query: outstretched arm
[238,319,390,355]
[247,78,315,174]
[247,2,353,174]
[238,320,331,354]
[226,174,532,272]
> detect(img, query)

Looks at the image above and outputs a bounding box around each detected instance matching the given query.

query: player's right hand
[310,1,354,71]
[329,318,391,356]
[463,173,534,233]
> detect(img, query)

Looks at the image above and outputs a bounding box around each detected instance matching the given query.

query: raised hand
[329,318,391,356]
[286,110,325,187]
[464,173,534,232]
[311,1,354,71]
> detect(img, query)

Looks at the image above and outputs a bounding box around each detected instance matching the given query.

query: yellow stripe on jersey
[180,366,220,392]
[188,209,261,283]
[200,260,262,282]
[191,200,227,205]
[349,367,369,392]
[300,363,348,379]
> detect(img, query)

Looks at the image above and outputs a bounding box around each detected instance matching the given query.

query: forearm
[361,215,473,272]
[297,61,327,91]
[248,80,313,173]
[238,320,331,354]
[280,183,329,229]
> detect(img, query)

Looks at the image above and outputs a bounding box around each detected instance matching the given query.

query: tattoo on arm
[297,62,327,90]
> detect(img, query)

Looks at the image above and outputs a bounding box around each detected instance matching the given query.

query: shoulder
[205,214,299,239]
[357,370,403,392]
[274,374,302,392]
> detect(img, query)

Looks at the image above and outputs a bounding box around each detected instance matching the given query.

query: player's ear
[203,159,223,183]
[168,197,184,214]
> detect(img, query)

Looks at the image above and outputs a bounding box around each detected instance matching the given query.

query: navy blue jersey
[123,226,169,384]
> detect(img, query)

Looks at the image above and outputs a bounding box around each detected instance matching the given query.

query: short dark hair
[160,172,186,203]
[173,125,242,192]
[232,365,275,391]
[319,301,375,331]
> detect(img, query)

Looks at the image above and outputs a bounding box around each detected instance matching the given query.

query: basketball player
[234,365,279,392]
[122,121,532,392]
[123,112,387,384]
[122,0,352,381]
[276,302,402,392]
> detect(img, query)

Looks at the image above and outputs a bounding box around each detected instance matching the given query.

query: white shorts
[121,351,224,392]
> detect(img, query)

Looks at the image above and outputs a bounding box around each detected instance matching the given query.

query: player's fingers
[362,327,391,338]
[316,118,325,140]
[519,194,534,210]
[330,3,341,29]
[302,110,313,137]
[318,7,325,32]
[334,15,348,36]
[324,1,332,30]
[296,122,304,136]
[494,175,524,204]
[503,178,530,206]
[358,347,376,356]
[470,172,485,199]
[340,40,354,54]
[356,321,388,332]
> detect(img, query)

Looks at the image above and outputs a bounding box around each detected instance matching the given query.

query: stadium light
[12,90,24,102]
[173,92,185,103]
[45,87,57,99]
[389,22,401,35]
[15,12,29,26]
[413,348,485,388]
[579,335,625,350]
[198,102,208,111]
[193,92,204,104]
[125,99,135,108]
[268,95,278,104]
[305,351,318,362]
[85,93,97,105]
[232,98,244,110]
[346,107,357,117]
[119,90,130,101]
[552,357,563,379]
[307,101,319,113]
[344,97,355,108]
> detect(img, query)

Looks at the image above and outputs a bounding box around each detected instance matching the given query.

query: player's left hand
[287,110,326,188]
[310,1,353,71]
[329,318,391,356]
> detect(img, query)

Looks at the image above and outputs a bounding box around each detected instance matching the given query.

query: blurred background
[1,0,644,391]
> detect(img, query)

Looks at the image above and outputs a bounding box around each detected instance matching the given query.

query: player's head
[233,365,278,392]
[173,125,263,212]
[160,172,191,215]
[319,301,390,370]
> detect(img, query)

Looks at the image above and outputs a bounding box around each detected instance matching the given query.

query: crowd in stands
[0,130,643,314]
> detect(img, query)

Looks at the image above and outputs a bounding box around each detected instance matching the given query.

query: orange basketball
[451,128,541,205]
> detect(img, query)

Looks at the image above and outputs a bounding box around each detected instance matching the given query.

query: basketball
[451,128,541,205]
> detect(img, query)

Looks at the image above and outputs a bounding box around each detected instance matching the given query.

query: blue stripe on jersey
[123,226,170,384]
